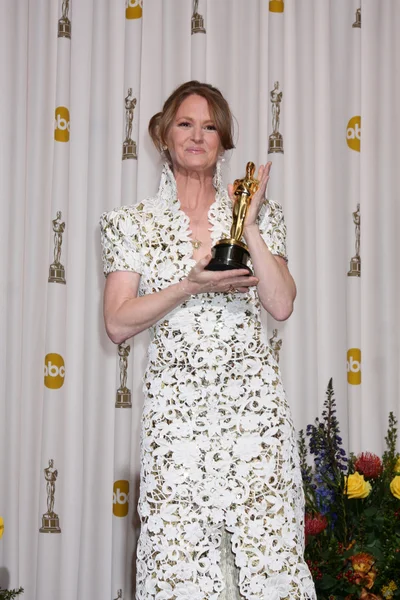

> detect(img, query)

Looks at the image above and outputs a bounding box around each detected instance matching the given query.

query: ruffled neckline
[156,161,231,254]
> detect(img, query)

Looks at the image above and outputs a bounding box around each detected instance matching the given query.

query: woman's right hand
[182,255,259,296]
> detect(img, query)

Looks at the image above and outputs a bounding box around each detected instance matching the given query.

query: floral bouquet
[0,518,24,599]
[299,379,400,600]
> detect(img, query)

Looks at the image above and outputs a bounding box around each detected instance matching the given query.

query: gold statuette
[122,89,137,160]
[48,211,66,284]
[268,81,284,154]
[40,460,61,533]
[348,203,361,277]
[58,0,71,38]
[206,162,259,274]
[191,0,206,34]
[352,8,361,28]
[116,342,132,408]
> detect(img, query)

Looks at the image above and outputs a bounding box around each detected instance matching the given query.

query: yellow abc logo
[126,0,142,19]
[347,348,361,385]
[54,107,70,142]
[269,0,284,12]
[113,480,130,517]
[346,116,361,152]
[44,353,65,389]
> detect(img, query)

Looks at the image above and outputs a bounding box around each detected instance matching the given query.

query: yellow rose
[0,516,4,539]
[344,472,372,499]
[390,475,400,499]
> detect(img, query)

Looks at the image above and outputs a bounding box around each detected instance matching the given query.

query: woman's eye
[178,121,191,127]
[205,124,217,131]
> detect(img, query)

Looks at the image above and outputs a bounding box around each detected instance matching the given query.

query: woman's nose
[191,125,204,142]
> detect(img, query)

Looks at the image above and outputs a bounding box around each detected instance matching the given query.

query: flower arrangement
[299,379,400,600]
[0,518,24,599]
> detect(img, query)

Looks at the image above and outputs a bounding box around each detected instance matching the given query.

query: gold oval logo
[54,107,70,142]
[44,353,65,389]
[346,116,361,152]
[269,0,284,12]
[347,348,361,385]
[113,480,130,517]
[126,0,142,19]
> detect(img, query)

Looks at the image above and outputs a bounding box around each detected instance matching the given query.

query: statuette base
[268,133,284,154]
[48,264,66,284]
[40,513,61,533]
[348,256,361,277]
[191,15,206,34]
[122,141,137,160]
[58,19,71,39]
[206,240,252,274]
[116,390,132,408]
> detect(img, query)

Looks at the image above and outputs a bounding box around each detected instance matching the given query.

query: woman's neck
[174,168,215,211]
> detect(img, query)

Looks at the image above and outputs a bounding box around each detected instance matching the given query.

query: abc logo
[347,348,361,385]
[269,0,284,12]
[113,480,130,517]
[346,116,361,152]
[44,353,65,389]
[126,0,142,19]
[54,107,70,142]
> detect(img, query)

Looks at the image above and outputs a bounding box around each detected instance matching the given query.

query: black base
[206,241,252,274]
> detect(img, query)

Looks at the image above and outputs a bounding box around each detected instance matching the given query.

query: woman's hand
[228,161,272,234]
[183,255,259,295]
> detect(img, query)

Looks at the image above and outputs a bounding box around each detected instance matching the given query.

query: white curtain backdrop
[1,0,399,598]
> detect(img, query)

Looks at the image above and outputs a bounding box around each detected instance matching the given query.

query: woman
[101,81,316,600]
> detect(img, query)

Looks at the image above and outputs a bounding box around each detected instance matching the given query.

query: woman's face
[166,94,222,176]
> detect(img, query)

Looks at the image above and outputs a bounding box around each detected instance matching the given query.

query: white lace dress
[100,164,316,600]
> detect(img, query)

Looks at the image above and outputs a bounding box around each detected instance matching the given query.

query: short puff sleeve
[100,207,143,276]
[258,199,288,261]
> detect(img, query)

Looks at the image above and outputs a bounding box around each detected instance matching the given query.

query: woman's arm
[103,260,259,344]
[229,161,296,321]
[243,226,296,320]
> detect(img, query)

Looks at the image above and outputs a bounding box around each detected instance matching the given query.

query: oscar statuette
[206,162,259,274]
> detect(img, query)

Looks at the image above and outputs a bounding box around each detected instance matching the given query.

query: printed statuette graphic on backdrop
[113,591,123,600]
[268,82,284,153]
[269,329,283,364]
[352,7,361,28]
[49,211,66,284]
[126,0,142,20]
[348,203,361,277]
[191,0,206,34]
[40,459,61,533]
[58,0,71,38]
[269,0,284,12]
[116,342,132,408]
[122,89,137,160]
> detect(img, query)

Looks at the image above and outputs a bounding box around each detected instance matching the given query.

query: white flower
[261,574,292,600]
[172,440,200,469]
[184,521,204,544]
[233,434,263,462]
[118,215,139,237]
[174,582,203,600]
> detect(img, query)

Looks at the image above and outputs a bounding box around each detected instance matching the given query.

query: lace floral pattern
[100,164,316,600]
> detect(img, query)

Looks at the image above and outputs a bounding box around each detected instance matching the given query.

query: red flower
[305,513,328,536]
[354,452,383,478]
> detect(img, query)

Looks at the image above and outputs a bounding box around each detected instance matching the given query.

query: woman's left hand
[227,161,272,233]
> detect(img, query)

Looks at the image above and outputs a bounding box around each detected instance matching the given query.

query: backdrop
[1,0,399,598]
